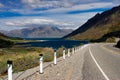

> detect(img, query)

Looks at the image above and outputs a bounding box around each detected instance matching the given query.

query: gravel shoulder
[1,45,86,80]
[3,43,118,80]
[24,47,85,80]
[103,43,120,54]
[24,43,120,80]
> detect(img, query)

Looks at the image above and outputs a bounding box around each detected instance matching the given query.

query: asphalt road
[83,43,120,80]
[1,43,120,80]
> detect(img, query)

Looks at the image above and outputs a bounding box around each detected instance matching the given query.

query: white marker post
[39,54,43,74]
[54,50,57,65]
[74,47,76,53]
[63,48,66,59]
[68,49,70,57]
[7,60,12,80]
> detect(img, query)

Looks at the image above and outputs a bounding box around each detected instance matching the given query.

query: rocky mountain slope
[2,26,73,38]
[64,5,120,42]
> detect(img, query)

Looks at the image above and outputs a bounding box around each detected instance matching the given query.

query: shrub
[116,40,120,48]
[0,39,14,48]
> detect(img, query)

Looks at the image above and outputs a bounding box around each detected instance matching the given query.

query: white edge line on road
[89,47,110,80]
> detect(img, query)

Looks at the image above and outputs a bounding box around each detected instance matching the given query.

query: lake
[17,38,89,49]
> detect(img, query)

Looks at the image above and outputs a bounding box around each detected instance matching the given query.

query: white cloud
[0,3,4,8]
[5,22,15,26]
[3,18,72,28]
[112,0,120,4]
[0,0,119,31]
[0,0,119,14]
[51,12,98,29]
[13,2,117,15]
[70,2,115,10]
[21,0,101,9]
[0,11,98,30]
[21,0,119,9]
[43,2,116,14]
[22,0,69,9]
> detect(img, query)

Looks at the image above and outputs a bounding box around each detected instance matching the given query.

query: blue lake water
[17,38,89,49]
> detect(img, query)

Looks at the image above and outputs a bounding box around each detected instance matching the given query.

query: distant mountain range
[1,26,73,38]
[64,5,120,42]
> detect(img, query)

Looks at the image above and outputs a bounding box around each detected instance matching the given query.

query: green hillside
[0,33,14,48]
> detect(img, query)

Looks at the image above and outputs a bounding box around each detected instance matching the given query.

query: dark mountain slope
[64,5,120,41]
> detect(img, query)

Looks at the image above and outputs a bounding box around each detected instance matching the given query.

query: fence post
[39,54,43,74]
[63,48,66,59]
[68,49,70,57]
[7,60,12,80]
[54,50,57,65]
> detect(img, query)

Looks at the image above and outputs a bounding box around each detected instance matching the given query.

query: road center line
[89,47,110,80]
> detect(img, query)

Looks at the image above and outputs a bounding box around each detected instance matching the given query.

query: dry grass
[0,47,66,77]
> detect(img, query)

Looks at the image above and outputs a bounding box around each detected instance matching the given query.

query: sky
[0,0,119,31]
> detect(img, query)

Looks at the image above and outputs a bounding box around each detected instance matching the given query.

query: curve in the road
[89,47,110,80]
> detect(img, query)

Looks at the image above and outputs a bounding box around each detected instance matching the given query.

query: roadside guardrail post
[39,54,43,74]
[75,47,76,53]
[68,49,70,57]
[54,50,57,65]
[7,60,12,80]
[63,48,66,59]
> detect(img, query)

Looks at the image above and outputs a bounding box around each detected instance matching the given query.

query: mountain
[2,26,73,38]
[64,5,120,42]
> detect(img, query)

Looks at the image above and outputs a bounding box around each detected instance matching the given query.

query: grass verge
[0,47,66,77]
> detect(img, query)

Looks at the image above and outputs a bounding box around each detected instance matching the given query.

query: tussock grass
[0,47,65,77]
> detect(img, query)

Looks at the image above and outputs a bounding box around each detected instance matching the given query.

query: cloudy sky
[0,0,119,31]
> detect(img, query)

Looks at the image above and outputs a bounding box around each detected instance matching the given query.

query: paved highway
[83,43,120,80]
[2,43,120,80]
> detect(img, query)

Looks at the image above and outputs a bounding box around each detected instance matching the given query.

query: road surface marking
[89,47,110,80]
[101,44,119,54]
